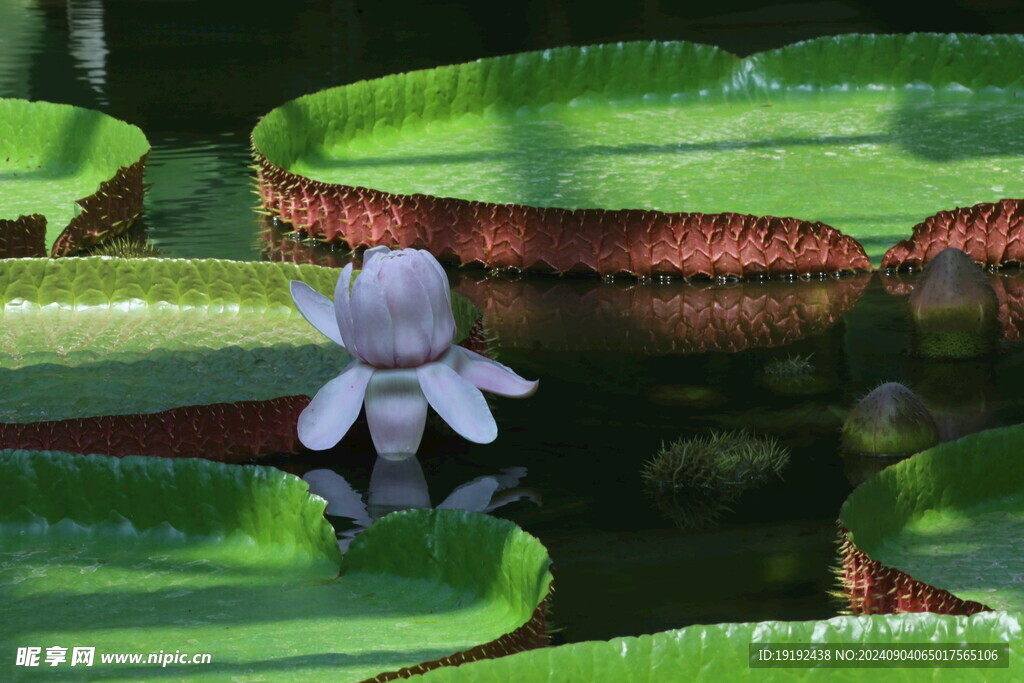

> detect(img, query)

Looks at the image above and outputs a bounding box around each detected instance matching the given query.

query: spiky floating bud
[760,353,834,395]
[907,247,999,359]
[81,236,163,258]
[839,382,937,456]
[841,382,939,458]
[641,431,789,528]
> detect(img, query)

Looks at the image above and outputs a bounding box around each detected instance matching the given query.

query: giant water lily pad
[0,258,479,459]
[253,34,1024,276]
[840,424,1024,615]
[410,611,1022,682]
[0,450,552,681]
[0,99,150,256]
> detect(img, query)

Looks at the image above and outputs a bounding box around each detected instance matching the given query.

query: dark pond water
[5,0,1024,647]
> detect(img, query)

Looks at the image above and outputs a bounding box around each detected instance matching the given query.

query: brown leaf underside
[254,152,872,278]
[839,527,989,617]
[882,199,1024,270]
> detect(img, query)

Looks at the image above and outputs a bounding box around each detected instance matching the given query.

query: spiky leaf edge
[0,99,150,257]
[839,423,1024,613]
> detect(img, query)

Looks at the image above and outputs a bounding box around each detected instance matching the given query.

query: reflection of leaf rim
[0,450,553,680]
[453,272,871,354]
[0,98,150,256]
[840,423,1024,613]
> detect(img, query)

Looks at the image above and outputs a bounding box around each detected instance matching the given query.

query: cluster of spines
[641,431,789,528]
[643,430,789,491]
[53,154,148,257]
[836,526,989,616]
[78,235,163,258]
[252,149,871,279]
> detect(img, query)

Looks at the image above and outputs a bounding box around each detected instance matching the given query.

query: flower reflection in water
[304,459,541,551]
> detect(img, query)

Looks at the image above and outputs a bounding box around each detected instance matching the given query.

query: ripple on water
[0,2,45,100]
[143,132,263,261]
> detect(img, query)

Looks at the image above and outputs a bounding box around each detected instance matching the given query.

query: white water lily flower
[290,245,538,459]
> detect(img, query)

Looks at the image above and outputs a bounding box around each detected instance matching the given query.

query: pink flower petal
[297,361,375,451]
[420,249,453,308]
[440,346,539,397]
[350,265,396,367]
[382,263,435,367]
[359,246,391,279]
[364,368,429,457]
[361,245,391,268]
[416,361,497,443]
[290,280,345,347]
[333,263,359,357]
[406,251,456,359]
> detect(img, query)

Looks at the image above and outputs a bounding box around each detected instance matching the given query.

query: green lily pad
[254,34,1024,269]
[0,450,552,681]
[409,611,1022,682]
[841,424,1024,612]
[0,99,150,256]
[0,257,478,424]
